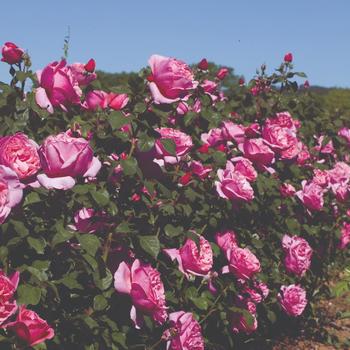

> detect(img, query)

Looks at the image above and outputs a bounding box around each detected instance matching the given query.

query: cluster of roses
[1,41,349,348]
[0,270,54,346]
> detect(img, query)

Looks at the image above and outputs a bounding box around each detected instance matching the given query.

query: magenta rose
[328,162,350,185]
[224,245,261,280]
[6,306,54,346]
[82,90,108,111]
[148,54,198,104]
[164,236,213,278]
[262,124,297,152]
[165,311,204,350]
[154,128,193,164]
[107,93,129,110]
[278,284,307,317]
[0,270,19,303]
[1,42,24,64]
[0,133,40,180]
[201,128,225,147]
[266,112,299,132]
[280,183,296,198]
[216,67,229,80]
[221,121,245,144]
[114,259,168,327]
[338,127,350,146]
[282,234,312,276]
[231,295,258,334]
[70,62,97,86]
[189,160,212,180]
[339,222,350,249]
[37,132,101,190]
[0,165,23,224]
[312,169,330,188]
[296,181,324,211]
[216,161,254,202]
[35,60,82,114]
[239,138,275,169]
[69,208,106,233]
[231,157,257,182]
[215,230,238,254]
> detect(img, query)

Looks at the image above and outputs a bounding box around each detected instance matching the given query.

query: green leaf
[27,237,46,254]
[139,235,160,258]
[192,297,208,310]
[23,192,41,206]
[93,295,108,311]
[164,224,183,238]
[77,234,101,256]
[93,269,113,290]
[17,285,42,305]
[160,138,176,155]
[90,189,110,206]
[109,111,129,130]
[120,158,138,176]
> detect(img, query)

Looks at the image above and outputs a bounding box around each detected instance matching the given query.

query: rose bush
[0,42,349,349]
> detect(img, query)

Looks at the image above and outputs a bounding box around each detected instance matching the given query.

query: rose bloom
[221,121,245,144]
[70,62,97,86]
[296,181,324,211]
[107,93,129,110]
[280,183,296,197]
[215,230,238,253]
[262,124,297,152]
[6,306,54,346]
[231,157,257,182]
[1,42,24,64]
[0,270,19,303]
[338,127,350,145]
[114,259,168,327]
[312,169,330,188]
[224,246,261,280]
[201,128,225,147]
[339,222,350,249]
[282,234,312,276]
[69,208,106,233]
[0,133,40,180]
[148,54,198,104]
[231,295,258,334]
[154,128,193,164]
[278,284,307,317]
[35,60,82,114]
[216,67,229,80]
[266,112,299,133]
[245,123,261,138]
[165,311,204,350]
[216,161,254,202]
[0,165,23,224]
[37,132,101,190]
[296,143,311,166]
[327,162,350,185]
[189,160,212,180]
[239,138,275,168]
[82,90,108,111]
[164,236,213,278]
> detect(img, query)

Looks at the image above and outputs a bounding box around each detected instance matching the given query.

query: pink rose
[224,246,261,280]
[239,138,275,168]
[266,112,299,132]
[0,302,18,327]
[107,93,129,110]
[176,101,189,115]
[70,62,97,86]
[37,132,101,190]
[216,67,229,80]
[82,90,108,111]
[148,54,198,104]
[0,270,19,303]
[221,121,245,144]
[245,123,261,138]
[339,222,350,249]
[231,296,258,334]
[328,162,350,185]
[114,259,168,327]
[201,128,224,147]
[296,143,311,166]
[314,135,335,155]
[338,127,350,146]
[0,133,40,180]
[278,284,307,317]
[1,42,24,64]
[215,230,238,253]
[284,53,293,63]
[262,124,296,151]
[332,183,349,202]
[280,183,296,198]
[312,169,329,188]
[6,306,54,346]
[198,58,208,70]
[296,181,324,211]
[216,161,254,202]
[282,234,312,276]
[201,79,217,94]
[84,58,96,73]
[69,208,106,233]
[165,311,204,350]
[35,60,82,114]
[164,236,213,278]
[155,128,193,164]
[0,165,23,224]
[189,160,212,180]
[231,157,257,182]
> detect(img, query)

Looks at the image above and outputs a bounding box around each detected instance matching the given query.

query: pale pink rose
[239,138,275,168]
[37,132,101,190]
[312,169,330,188]
[164,236,213,278]
[0,133,40,180]
[280,138,302,160]
[148,54,198,104]
[154,128,193,164]
[1,42,24,64]
[280,183,296,198]
[82,90,108,111]
[165,311,204,350]
[221,121,245,144]
[189,160,212,180]
[192,98,201,113]
[278,284,307,317]
[314,135,335,154]
[216,67,229,80]
[231,157,257,182]
[200,128,224,147]
[339,222,350,249]
[114,259,168,327]
[176,101,189,115]
[328,162,350,185]
[108,93,129,110]
[224,246,261,280]
[70,62,96,86]
[215,230,238,253]
[69,208,106,233]
[296,181,324,211]
[35,60,82,114]
[5,306,54,346]
[282,234,312,276]
[215,161,254,202]
[262,124,296,151]
[338,127,350,145]
[0,165,23,224]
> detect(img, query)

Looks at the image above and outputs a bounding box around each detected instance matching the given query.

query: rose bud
[198,58,209,70]
[84,58,96,73]
[284,52,293,63]
[1,42,24,65]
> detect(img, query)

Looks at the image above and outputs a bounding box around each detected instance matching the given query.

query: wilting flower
[278,284,307,317]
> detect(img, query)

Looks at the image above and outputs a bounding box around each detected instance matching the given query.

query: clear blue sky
[0,0,349,87]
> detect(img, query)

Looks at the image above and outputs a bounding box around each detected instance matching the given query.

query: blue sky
[0,0,349,87]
